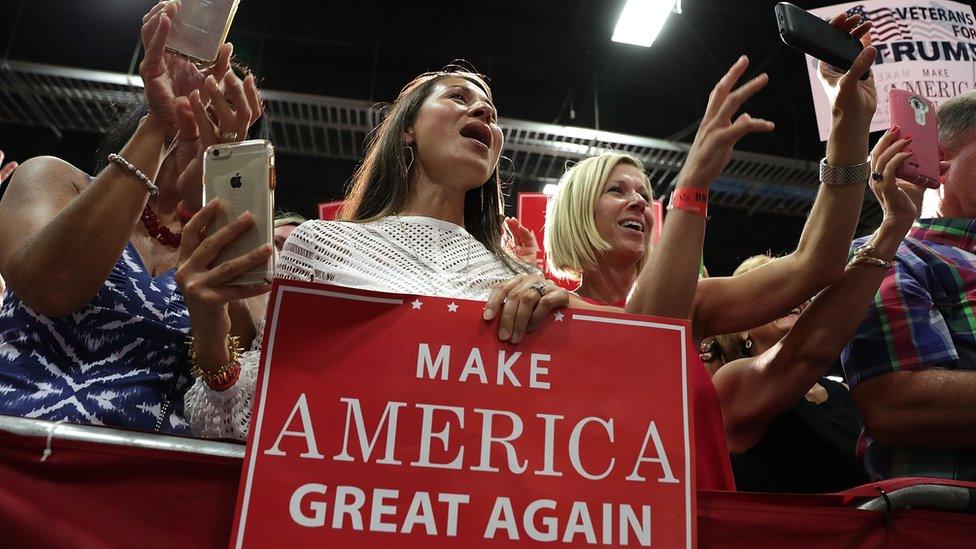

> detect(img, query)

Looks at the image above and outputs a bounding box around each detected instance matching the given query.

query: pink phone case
[888,89,940,188]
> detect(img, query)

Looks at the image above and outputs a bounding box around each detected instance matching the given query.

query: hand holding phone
[888,90,940,188]
[806,11,878,130]
[202,140,276,286]
[776,3,871,80]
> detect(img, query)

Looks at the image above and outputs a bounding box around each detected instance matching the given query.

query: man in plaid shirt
[841,90,976,480]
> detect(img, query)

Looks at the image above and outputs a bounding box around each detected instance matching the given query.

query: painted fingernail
[483,307,494,320]
[904,132,913,140]
[907,147,915,153]
[890,125,899,133]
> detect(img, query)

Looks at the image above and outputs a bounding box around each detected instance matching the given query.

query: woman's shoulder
[289,219,378,242]
[0,156,90,226]
[12,156,91,192]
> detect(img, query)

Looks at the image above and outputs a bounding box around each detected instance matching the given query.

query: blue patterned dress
[0,243,193,434]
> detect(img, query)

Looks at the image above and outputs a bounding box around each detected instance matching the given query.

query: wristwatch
[819,156,871,186]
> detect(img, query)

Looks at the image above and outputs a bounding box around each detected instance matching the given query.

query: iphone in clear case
[165,0,241,67]
[202,139,275,286]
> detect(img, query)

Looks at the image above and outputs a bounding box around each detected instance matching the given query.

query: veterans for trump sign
[805,0,976,140]
[230,281,695,548]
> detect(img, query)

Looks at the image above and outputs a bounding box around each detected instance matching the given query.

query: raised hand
[502,217,540,266]
[680,55,776,189]
[0,149,17,184]
[139,2,235,137]
[818,13,878,123]
[870,128,921,231]
[139,2,182,134]
[176,199,273,338]
[173,69,263,211]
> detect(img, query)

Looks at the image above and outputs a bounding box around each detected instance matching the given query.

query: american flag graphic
[846,2,959,43]
[916,1,958,41]
[845,5,912,42]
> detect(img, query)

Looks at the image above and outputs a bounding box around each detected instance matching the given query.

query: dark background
[0,0,858,274]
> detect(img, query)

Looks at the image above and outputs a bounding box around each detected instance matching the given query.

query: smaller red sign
[318,201,344,221]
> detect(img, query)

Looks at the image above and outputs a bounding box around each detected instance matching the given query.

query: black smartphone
[775,2,869,79]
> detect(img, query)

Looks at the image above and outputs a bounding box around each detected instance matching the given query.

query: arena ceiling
[0,0,878,273]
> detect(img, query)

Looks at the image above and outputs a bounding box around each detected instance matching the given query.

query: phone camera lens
[213,150,222,157]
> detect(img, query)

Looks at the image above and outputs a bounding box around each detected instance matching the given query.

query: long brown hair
[341,65,523,272]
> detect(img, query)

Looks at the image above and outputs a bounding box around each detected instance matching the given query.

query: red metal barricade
[2,416,974,548]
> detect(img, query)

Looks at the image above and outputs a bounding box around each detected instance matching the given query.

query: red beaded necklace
[141,205,182,248]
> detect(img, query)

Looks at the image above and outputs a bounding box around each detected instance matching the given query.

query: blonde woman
[544,13,879,489]
[706,256,863,493]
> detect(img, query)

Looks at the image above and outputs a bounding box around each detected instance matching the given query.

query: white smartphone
[202,139,275,286]
[165,0,241,67]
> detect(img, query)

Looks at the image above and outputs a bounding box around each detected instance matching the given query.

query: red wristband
[205,364,241,392]
[667,188,708,217]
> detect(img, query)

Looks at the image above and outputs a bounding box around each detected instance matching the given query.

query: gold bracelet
[187,335,243,387]
[847,254,893,269]
[852,243,878,258]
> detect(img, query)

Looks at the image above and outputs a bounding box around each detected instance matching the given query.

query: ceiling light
[612,0,679,47]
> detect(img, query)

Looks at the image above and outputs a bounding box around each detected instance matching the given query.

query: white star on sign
[554,311,565,322]
[411,299,423,310]
[447,302,459,313]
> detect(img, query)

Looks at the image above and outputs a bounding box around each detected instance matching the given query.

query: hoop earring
[404,146,415,174]
[744,337,753,350]
[498,155,517,185]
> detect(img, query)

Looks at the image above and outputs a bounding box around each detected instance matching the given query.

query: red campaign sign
[317,201,344,221]
[231,280,696,548]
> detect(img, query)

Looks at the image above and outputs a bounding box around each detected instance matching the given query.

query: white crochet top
[184,216,527,439]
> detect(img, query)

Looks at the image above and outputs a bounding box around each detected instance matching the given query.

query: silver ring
[528,281,547,297]
[219,131,239,142]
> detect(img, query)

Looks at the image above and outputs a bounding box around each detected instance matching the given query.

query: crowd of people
[0,1,974,494]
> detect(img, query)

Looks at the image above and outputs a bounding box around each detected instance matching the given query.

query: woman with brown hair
[178,66,579,439]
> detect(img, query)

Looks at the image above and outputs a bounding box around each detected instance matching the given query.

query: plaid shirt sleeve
[840,254,959,387]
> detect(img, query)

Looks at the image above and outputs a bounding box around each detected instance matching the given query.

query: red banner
[231,281,695,548]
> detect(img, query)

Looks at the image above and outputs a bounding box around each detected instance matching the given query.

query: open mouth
[460,121,492,150]
[618,219,645,234]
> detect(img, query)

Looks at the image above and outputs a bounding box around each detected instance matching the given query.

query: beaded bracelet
[187,335,243,391]
[108,153,159,196]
